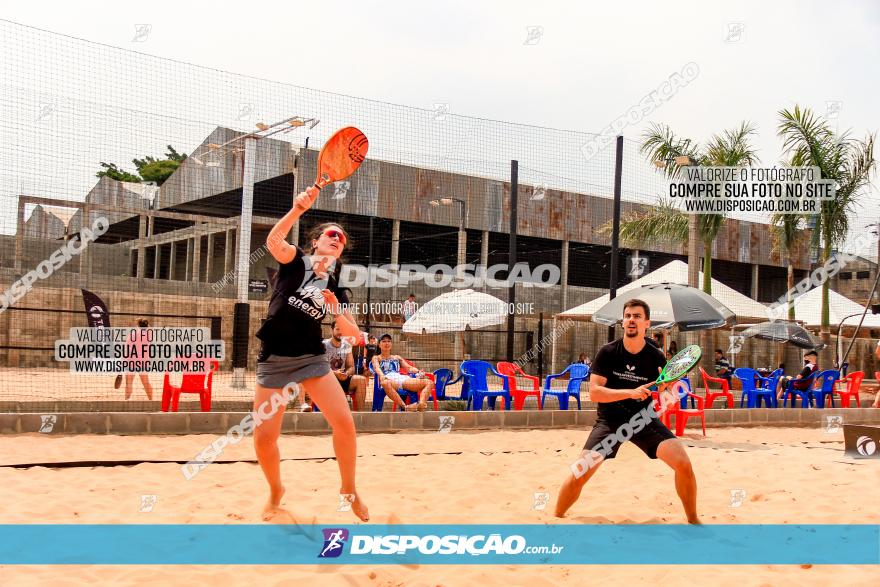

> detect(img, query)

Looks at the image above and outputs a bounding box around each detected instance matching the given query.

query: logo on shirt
[297,284,326,306]
[300,255,333,293]
[288,284,326,320]
[626,364,635,372]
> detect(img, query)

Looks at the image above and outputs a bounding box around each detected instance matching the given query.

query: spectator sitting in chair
[779,350,819,402]
[714,349,733,385]
[324,321,367,411]
[371,333,434,412]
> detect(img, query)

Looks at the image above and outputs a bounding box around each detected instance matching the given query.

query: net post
[607,135,624,343]
[232,136,257,388]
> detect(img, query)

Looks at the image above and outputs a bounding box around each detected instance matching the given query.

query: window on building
[856,271,871,279]
[840,272,852,280]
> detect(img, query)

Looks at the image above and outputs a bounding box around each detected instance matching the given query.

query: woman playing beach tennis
[253,187,369,522]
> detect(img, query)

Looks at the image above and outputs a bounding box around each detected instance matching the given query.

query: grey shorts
[256,353,330,388]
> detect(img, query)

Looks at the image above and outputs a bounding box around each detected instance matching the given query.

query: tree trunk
[819,231,832,364]
[821,232,831,335]
[786,253,795,321]
[702,237,712,294]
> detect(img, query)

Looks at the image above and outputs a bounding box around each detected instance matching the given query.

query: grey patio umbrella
[591,282,735,332]
[739,320,823,350]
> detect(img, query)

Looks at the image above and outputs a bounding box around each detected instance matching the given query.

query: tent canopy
[790,286,880,329]
[558,260,769,323]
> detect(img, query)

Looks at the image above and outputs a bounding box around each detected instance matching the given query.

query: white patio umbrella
[402,289,507,334]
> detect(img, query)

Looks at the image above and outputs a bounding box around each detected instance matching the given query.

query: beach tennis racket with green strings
[304,126,369,198]
[648,344,702,391]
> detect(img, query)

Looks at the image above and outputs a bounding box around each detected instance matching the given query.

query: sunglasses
[322,229,347,246]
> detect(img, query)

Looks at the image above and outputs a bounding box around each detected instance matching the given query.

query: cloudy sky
[2,0,878,255]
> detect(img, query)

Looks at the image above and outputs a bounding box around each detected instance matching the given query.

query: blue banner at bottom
[0,524,878,565]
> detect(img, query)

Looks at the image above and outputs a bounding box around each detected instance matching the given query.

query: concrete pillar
[205,232,215,283]
[147,214,154,237]
[561,240,569,311]
[480,230,490,292]
[224,229,234,275]
[136,215,147,278]
[184,238,192,281]
[192,227,201,283]
[751,264,759,300]
[168,240,177,280]
[457,228,466,266]
[80,205,93,276]
[153,244,161,279]
[390,220,400,265]
[631,249,640,281]
[14,200,24,273]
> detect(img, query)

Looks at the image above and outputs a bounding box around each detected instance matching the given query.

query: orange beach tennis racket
[304,126,369,198]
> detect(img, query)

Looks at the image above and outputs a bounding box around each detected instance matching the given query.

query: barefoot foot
[347,492,370,522]
[262,485,285,519]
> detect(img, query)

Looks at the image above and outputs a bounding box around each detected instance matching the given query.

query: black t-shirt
[792,362,818,390]
[590,338,666,423]
[364,344,378,366]
[256,246,349,360]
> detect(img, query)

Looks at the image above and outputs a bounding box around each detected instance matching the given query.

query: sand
[0,427,878,586]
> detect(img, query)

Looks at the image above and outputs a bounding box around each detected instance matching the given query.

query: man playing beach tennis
[554,298,700,524]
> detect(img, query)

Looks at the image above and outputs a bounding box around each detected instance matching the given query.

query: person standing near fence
[124,318,154,401]
[253,188,369,523]
[402,293,417,322]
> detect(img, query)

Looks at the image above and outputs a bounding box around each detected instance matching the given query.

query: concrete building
[7,126,830,372]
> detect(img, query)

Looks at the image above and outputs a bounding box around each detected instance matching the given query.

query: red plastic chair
[699,367,734,408]
[834,371,864,407]
[655,382,706,437]
[162,359,218,412]
[496,362,542,410]
[651,391,673,428]
[421,372,440,411]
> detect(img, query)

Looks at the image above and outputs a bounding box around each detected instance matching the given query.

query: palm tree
[777,105,876,335]
[769,212,807,320]
[610,122,759,293]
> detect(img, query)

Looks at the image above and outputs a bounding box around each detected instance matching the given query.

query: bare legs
[253,373,369,522]
[554,439,700,524]
[656,439,700,524]
[124,373,153,400]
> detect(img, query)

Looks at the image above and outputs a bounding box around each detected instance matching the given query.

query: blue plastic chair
[812,370,839,408]
[459,360,511,411]
[781,370,819,408]
[432,368,463,400]
[678,377,695,408]
[755,368,783,408]
[368,362,416,411]
[734,368,776,408]
[541,363,588,410]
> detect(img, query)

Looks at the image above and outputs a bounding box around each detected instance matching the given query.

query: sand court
[1,427,877,585]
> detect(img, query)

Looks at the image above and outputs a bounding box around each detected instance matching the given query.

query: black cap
[379,333,393,342]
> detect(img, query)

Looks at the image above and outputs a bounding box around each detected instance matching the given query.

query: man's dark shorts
[583,417,676,459]
[338,376,352,392]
